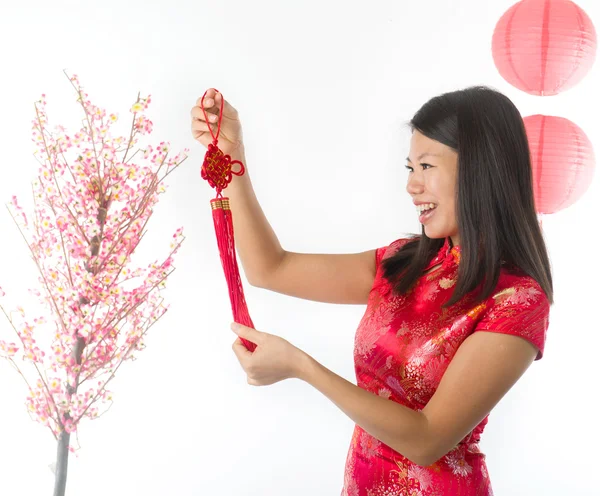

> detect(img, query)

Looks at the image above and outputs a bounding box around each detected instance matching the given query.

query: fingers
[191,119,214,134]
[191,119,220,144]
[190,106,219,126]
[195,90,219,112]
[195,90,237,117]
[232,337,253,361]
[191,90,240,145]
[232,338,244,360]
[195,88,215,106]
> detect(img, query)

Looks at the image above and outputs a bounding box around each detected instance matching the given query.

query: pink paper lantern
[524,115,595,214]
[492,0,597,95]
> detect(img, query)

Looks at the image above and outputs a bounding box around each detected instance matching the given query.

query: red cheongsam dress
[341,236,550,496]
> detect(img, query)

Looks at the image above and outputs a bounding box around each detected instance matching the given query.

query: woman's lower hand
[230,323,311,386]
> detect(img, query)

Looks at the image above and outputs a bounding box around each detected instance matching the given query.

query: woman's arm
[299,330,538,466]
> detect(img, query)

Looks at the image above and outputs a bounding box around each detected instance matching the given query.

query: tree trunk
[52,430,71,496]
[51,193,105,496]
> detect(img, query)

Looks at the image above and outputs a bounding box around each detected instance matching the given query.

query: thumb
[230,322,262,342]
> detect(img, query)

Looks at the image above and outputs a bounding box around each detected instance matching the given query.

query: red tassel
[200,89,257,352]
[211,198,256,352]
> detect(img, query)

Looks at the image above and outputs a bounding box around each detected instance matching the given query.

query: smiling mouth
[418,205,438,223]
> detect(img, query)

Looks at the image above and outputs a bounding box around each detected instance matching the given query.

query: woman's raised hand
[190,89,244,157]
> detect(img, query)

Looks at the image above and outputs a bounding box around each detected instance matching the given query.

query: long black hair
[381,86,554,308]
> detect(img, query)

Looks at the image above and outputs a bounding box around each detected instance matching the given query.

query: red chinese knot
[201,142,245,197]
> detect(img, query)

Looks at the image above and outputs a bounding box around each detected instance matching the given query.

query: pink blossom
[0,340,19,357]
[0,70,187,441]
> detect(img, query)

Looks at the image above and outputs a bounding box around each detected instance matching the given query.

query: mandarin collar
[424,237,461,271]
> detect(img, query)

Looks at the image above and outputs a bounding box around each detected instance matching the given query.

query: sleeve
[472,279,550,361]
[375,244,390,268]
[375,236,416,270]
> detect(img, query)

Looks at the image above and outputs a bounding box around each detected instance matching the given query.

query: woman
[190,86,553,495]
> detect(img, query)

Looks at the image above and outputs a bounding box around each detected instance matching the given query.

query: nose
[406,171,424,196]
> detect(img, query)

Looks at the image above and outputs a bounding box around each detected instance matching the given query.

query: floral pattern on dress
[342,236,550,496]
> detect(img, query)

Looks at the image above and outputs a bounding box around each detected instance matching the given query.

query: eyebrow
[406,152,442,163]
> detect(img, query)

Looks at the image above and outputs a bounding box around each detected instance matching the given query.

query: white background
[0,0,598,495]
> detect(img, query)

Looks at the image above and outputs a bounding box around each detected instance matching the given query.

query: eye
[405,163,433,172]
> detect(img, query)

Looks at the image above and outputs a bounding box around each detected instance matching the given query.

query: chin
[423,230,444,240]
[423,225,452,239]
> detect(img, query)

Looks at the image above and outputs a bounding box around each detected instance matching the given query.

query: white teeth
[416,203,437,213]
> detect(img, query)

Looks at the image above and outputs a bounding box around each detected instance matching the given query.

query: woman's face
[406,130,460,246]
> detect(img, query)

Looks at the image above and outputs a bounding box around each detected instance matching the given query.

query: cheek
[448,199,456,216]
[438,196,457,220]
[440,181,457,209]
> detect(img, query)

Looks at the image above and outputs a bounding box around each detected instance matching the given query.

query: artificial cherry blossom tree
[0,70,187,496]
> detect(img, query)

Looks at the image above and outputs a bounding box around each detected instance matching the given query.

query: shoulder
[495,266,549,305]
[474,267,550,360]
[377,236,419,265]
